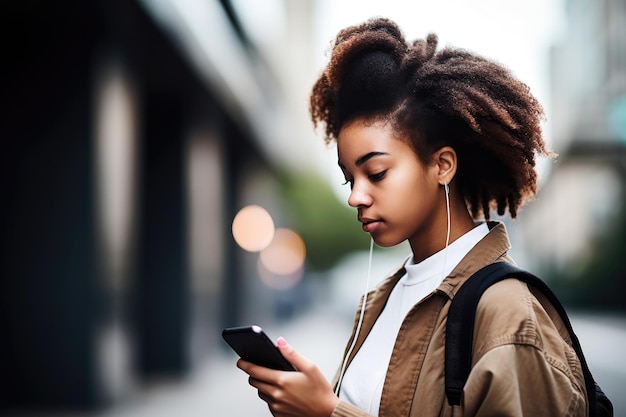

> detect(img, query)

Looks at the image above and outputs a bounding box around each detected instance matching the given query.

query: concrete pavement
[98,306,353,417]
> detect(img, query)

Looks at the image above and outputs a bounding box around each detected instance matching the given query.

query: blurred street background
[1,0,625,416]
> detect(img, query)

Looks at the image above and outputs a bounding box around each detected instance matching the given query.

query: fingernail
[277,336,288,347]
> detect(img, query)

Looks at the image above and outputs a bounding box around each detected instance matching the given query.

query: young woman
[237,18,588,417]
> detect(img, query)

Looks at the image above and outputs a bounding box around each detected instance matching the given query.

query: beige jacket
[331,222,587,417]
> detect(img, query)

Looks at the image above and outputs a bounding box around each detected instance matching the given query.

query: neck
[409,197,475,264]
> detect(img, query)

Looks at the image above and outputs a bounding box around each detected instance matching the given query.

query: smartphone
[222,325,296,371]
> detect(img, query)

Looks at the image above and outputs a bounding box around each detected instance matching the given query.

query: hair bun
[337,50,404,123]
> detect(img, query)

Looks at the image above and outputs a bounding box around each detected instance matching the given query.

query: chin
[371,234,403,248]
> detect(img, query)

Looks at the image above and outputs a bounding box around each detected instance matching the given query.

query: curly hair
[309,18,556,219]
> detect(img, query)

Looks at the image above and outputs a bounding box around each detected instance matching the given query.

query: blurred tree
[278,171,367,272]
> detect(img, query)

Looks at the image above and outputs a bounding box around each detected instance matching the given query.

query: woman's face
[337,118,443,249]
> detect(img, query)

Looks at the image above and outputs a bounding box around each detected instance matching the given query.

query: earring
[444,183,449,195]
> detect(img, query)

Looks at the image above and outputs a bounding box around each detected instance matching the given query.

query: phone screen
[222,325,296,371]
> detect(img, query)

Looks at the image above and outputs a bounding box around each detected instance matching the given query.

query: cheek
[396,193,426,223]
[392,172,439,220]
[391,163,433,200]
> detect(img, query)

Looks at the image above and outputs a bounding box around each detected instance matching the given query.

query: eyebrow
[339,151,390,169]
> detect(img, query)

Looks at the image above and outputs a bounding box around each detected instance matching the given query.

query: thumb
[276,336,310,371]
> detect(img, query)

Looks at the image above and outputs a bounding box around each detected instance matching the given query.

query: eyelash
[370,171,386,181]
[341,171,386,188]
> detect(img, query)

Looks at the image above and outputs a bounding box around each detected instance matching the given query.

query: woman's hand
[237,337,340,417]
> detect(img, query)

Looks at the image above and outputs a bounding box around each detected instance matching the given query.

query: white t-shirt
[339,222,490,415]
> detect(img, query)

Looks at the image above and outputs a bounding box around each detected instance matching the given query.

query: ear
[433,146,457,186]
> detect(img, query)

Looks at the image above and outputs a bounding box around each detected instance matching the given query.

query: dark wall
[135,90,189,376]
[0,2,101,410]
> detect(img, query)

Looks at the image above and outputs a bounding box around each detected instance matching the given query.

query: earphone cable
[334,236,374,396]
[441,183,451,280]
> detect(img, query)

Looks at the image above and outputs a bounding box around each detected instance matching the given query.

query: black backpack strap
[445,262,610,417]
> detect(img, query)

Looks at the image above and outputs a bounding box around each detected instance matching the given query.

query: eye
[369,171,386,182]
[342,179,354,189]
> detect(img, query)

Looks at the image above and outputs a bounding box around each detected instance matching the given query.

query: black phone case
[222,325,296,371]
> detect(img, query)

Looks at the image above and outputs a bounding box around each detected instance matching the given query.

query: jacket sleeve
[462,344,587,417]
[331,400,376,417]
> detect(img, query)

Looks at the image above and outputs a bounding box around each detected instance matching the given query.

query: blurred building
[521,0,626,302]
[0,0,320,413]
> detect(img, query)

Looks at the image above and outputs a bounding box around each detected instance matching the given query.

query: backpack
[445,262,613,417]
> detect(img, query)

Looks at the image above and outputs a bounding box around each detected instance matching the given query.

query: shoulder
[465,278,587,415]
[473,278,542,356]
[473,275,575,352]
[472,277,584,386]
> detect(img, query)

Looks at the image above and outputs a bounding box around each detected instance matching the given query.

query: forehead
[337,119,409,162]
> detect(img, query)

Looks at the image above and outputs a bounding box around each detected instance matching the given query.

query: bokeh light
[257,257,303,291]
[259,228,306,275]
[231,205,275,252]
[257,228,306,290]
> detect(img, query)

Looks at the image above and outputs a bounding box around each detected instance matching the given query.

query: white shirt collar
[402,222,489,286]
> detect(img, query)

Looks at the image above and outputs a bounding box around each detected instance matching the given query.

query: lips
[359,217,381,233]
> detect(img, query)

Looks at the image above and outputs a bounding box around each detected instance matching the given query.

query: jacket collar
[437,220,512,299]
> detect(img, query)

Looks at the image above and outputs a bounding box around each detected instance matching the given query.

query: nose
[347,180,372,208]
